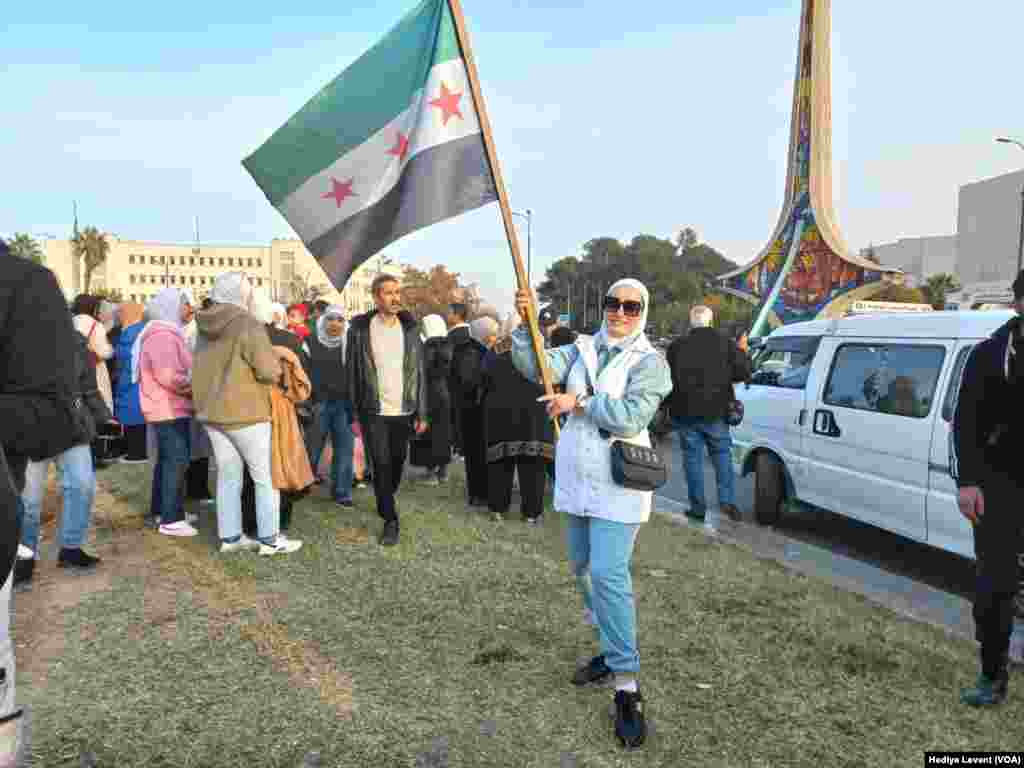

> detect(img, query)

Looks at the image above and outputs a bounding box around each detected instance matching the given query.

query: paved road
[653,431,978,639]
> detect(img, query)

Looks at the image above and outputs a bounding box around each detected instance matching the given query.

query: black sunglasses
[602,296,644,317]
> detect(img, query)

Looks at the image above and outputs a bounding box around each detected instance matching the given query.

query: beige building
[861,235,958,289]
[42,236,406,316]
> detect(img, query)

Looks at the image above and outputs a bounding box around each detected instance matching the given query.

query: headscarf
[210,271,253,311]
[316,305,346,349]
[71,294,101,319]
[249,288,276,326]
[119,302,145,328]
[596,278,650,350]
[271,303,288,330]
[422,314,447,340]
[470,316,498,346]
[131,288,186,383]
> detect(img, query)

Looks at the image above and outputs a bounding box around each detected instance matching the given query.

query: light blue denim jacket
[510,328,672,438]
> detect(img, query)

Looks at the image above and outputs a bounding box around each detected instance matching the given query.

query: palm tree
[72,226,110,294]
[923,273,961,310]
[8,232,44,264]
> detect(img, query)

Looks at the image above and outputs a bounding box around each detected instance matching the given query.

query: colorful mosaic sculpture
[717,0,901,336]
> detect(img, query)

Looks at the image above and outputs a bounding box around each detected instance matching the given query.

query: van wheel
[754,453,784,526]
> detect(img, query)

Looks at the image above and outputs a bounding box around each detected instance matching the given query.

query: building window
[129,255,135,265]
[159,255,165,265]
[150,255,157,265]
[201,277,207,285]
[200,257,205,266]
[149,275,155,284]
[129,275,136,284]
[257,259,262,268]
[227,258,233,267]
[161,275,167,284]
[219,258,225,267]
[256,278,262,287]
[190,257,195,266]
[824,344,946,419]
[190,276,196,285]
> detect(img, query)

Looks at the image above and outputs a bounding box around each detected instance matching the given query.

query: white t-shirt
[370,315,407,416]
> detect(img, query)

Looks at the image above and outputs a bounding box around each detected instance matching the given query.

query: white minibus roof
[765,310,1015,341]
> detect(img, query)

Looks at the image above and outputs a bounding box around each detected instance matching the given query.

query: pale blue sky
[4,1,1024,312]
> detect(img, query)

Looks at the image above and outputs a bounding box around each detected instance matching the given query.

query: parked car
[732,310,1015,559]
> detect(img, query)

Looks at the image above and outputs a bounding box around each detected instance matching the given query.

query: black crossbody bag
[579,355,668,492]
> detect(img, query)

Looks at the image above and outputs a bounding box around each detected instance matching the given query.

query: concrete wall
[864,235,958,288]
[957,169,1024,286]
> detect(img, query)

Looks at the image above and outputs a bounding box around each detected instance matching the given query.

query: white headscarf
[422,314,447,340]
[210,271,253,311]
[271,303,288,330]
[131,287,186,383]
[596,278,650,349]
[470,316,499,345]
[317,305,346,350]
[249,288,275,326]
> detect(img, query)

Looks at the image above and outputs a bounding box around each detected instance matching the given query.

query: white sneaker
[158,521,199,537]
[186,512,200,525]
[219,535,259,553]
[17,544,34,560]
[258,535,303,556]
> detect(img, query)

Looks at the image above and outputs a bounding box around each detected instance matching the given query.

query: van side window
[749,336,821,390]
[941,346,975,423]
[823,344,946,418]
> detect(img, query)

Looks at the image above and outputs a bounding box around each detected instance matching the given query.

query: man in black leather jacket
[347,275,427,546]
[952,271,1024,707]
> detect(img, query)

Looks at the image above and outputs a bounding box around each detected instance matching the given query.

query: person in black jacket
[481,330,553,523]
[302,305,354,508]
[17,325,114,585]
[446,302,472,455]
[347,275,427,546]
[952,272,1024,706]
[451,317,498,507]
[1,238,80,759]
[410,315,454,484]
[665,305,750,522]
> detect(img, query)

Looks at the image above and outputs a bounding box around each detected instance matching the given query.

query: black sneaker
[613,689,646,749]
[58,547,101,569]
[13,558,34,587]
[684,505,706,522]
[379,520,399,547]
[572,655,614,687]
[334,498,354,509]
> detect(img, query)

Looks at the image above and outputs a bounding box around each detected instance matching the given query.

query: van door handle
[797,409,807,426]
[813,409,841,438]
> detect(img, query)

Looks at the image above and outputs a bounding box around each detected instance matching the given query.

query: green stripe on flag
[243,0,461,207]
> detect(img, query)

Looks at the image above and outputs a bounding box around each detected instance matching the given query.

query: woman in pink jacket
[132,288,197,537]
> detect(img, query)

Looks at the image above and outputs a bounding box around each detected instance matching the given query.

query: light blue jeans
[566,514,642,674]
[19,443,95,552]
[674,417,736,511]
[205,423,279,544]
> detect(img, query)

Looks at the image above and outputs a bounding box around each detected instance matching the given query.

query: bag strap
[86,319,98,343]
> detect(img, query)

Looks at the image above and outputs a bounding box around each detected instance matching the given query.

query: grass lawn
[13,460,1023,767]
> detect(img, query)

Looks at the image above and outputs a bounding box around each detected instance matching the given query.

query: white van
[732,310,1016,559]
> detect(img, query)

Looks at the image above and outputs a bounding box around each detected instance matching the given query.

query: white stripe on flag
[278,57,481,244]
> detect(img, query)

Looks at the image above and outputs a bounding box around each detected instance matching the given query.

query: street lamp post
[512,209,532,285]
[996,137,1024,276]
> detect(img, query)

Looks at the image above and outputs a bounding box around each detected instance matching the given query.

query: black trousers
[361,414,412,523]
[459,406,487,501]
[123,424,148,461]
[972,472,1024,680]
[241,467,296,534]
[186,457,212,500]
[487,456,547,520]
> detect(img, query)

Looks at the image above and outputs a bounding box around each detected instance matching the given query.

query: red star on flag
[429,82,464,126]
[322,177,356,208]
[387,131,410,161]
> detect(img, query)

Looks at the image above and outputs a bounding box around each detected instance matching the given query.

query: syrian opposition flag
[243,0,497,289]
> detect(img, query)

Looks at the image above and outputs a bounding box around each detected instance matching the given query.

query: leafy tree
[92,288,124,303]
[401,264,464,319]
[675,227,698,254]
[870,284,929,304]
[8,232,44,264]
[288,268,330,302]
[922,273,961,310]
[72,226,110,294]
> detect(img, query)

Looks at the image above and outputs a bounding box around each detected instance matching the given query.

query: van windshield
[750,336,822,389]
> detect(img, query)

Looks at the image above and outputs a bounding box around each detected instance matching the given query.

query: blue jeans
[674,417,736,511]
[150,418,192,525]
[566,515,642,675]
[205,422,279,544]
[307,400,355,503]
[19,443,95,551]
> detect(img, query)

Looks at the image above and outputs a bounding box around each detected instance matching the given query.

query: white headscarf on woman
[249,288,276,326]
[210,271,253,311]
[595,278,651,350]
[421,314,447,341]
[271,303,288,330]
[131,287,186,383]
[316,305,346,350]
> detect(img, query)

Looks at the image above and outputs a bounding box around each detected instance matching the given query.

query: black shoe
[58,547,101,569]
[379,520,399,547]
[468,497,488,508]
[572,655,614,687]
[613,689,646,749]
[13,558,34,587]
[334,498,354,509]
[685,505,706,522]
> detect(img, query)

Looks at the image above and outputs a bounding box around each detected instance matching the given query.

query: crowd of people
[7,231,1022,758]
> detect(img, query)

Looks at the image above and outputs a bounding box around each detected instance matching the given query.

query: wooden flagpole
[445,0,560,437]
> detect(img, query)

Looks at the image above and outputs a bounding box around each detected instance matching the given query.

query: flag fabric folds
[243,0,497,290]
